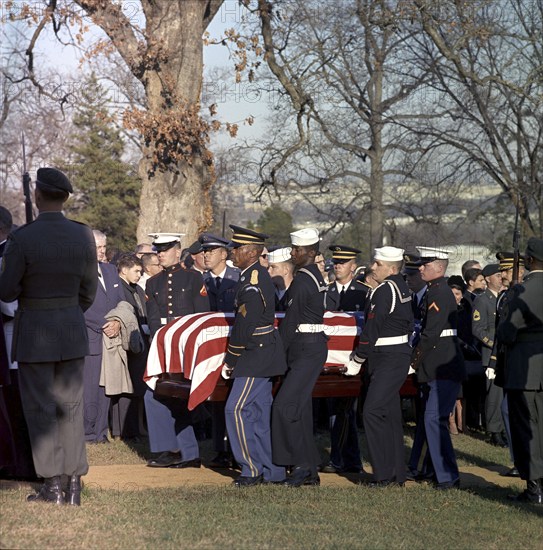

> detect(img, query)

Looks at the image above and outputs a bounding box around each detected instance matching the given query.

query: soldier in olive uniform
[498,238,543,505]
[144,233,210,469]
[222,226,287,486]
[0,168,97,505]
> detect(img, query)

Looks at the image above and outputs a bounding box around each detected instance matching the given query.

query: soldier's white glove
[485,367,496,380]
[221,364,233,380]
[345,354,365,376]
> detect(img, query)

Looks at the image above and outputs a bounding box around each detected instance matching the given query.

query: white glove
[485,367,496,380]
[345,355,365,376]
[221,364,233,380]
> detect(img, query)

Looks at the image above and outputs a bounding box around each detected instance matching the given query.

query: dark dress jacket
[224,261,287,378]
[203,265,240,312]
[471,288,497,367]
[412,276,466,383]
[145,263,210,336]
[0,212,97,362]
[326,279,369,312]
[497,271,543,390]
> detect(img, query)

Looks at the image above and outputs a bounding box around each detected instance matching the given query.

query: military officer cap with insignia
[403,252,423,273]
[228,225,269,247]
[36,167,73,194]
[374,245,405,262]
[267,247,292,263]
[482,263,500,277]
[290,227,319,246]
[496,251,525,270]
[186,240,203,255]
[416,246,450,263]
[148,232,184,252]
[199,232,231,250]
[329,244,361,263]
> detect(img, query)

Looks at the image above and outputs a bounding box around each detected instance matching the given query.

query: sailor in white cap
[267,246,294,311]
[347,245,413,486]
[144,232,210,470]
[408,246,466,489]
[272,228,328,486]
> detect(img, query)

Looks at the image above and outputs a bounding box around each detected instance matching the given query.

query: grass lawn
[1,424,542,549]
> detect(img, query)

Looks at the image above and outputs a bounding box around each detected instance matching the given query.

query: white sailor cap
[267,247,292,263]
[290,228,320,246]
[416,246,450,262]
[148,232,185,252]
[374,246,405,262]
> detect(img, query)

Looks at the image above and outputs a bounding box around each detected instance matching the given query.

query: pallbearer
[223,225,287,486]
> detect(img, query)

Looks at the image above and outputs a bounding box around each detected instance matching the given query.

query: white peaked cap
[290,228,320,246]
[374,246,405,262]
[267,247,292,263]
[148,232,185,245]
[416,246,450,260]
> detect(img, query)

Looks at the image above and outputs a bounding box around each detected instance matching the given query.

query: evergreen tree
[255,207,294,246]
[62,73,141,253]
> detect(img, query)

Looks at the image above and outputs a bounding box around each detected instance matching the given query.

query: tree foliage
[254,206,293,246]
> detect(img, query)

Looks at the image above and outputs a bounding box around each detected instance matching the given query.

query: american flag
[144,311,362,410]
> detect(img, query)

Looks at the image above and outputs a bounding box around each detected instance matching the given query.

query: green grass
[2,424,542,549]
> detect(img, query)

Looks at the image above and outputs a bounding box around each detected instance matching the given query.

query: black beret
[482,264,500,277]
[526,237,543,261]
[36,167,73,194]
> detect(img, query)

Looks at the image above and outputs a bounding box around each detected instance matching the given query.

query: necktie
[215,276,222,290]
[340,286,345,298]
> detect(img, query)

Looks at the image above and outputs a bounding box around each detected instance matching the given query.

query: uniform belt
[252,325,274,336]
[375,335,409,346]
[296,324,326,333]
[19,297,79,310]
[160,316,181,325]
[440,329,457,337]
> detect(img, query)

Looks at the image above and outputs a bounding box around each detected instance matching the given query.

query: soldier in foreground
[0,168,97,505]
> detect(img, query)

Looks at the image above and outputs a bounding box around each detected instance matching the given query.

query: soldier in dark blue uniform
[199,232,240,468]
[0,167,98,505]
[144,233,210,469]
[323,245,366,474]
[409,246,466,489]
[222,226,287,486]
[348,246,413,486]
[272,228,328,487]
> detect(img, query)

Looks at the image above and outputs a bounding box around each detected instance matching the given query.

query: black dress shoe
[233,474,263,487]
[321,462,340,474]
[27,476,64,504]
[507,480,543,504]
[489,433,508,448]
[147,451,183,468]
[501,467,520,478]
[209,452,234,469]
[170,458,202,469]
[435,479,461,490]
[65,475,82,506]
[283,468,320,487]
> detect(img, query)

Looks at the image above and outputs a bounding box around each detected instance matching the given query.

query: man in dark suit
[498,238,543,505]
[0,167,97,505]
[83,229,124,443]
[144,233,210,468]
[410,246,466,489]
[222,225,287,485]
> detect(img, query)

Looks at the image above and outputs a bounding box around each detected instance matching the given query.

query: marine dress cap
[199,233,231,249]
[416,246,450,262]
[482,264,500,278]
[36,167,73,194]
[149,232,184,252]
[329,245,361,263]
[526,237,543,261]
[374,246,405,263]
[267,247,292,263]
[228,225,269,247]
[290,228,320,246]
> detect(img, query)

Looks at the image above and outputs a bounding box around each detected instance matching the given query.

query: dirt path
[72,464,526,491]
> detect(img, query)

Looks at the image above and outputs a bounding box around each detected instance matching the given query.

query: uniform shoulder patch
[473,309,480,321]
[200,284,208,296]
[250,269,259,285]
[428,301,440,312]
[239,303,247,317]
